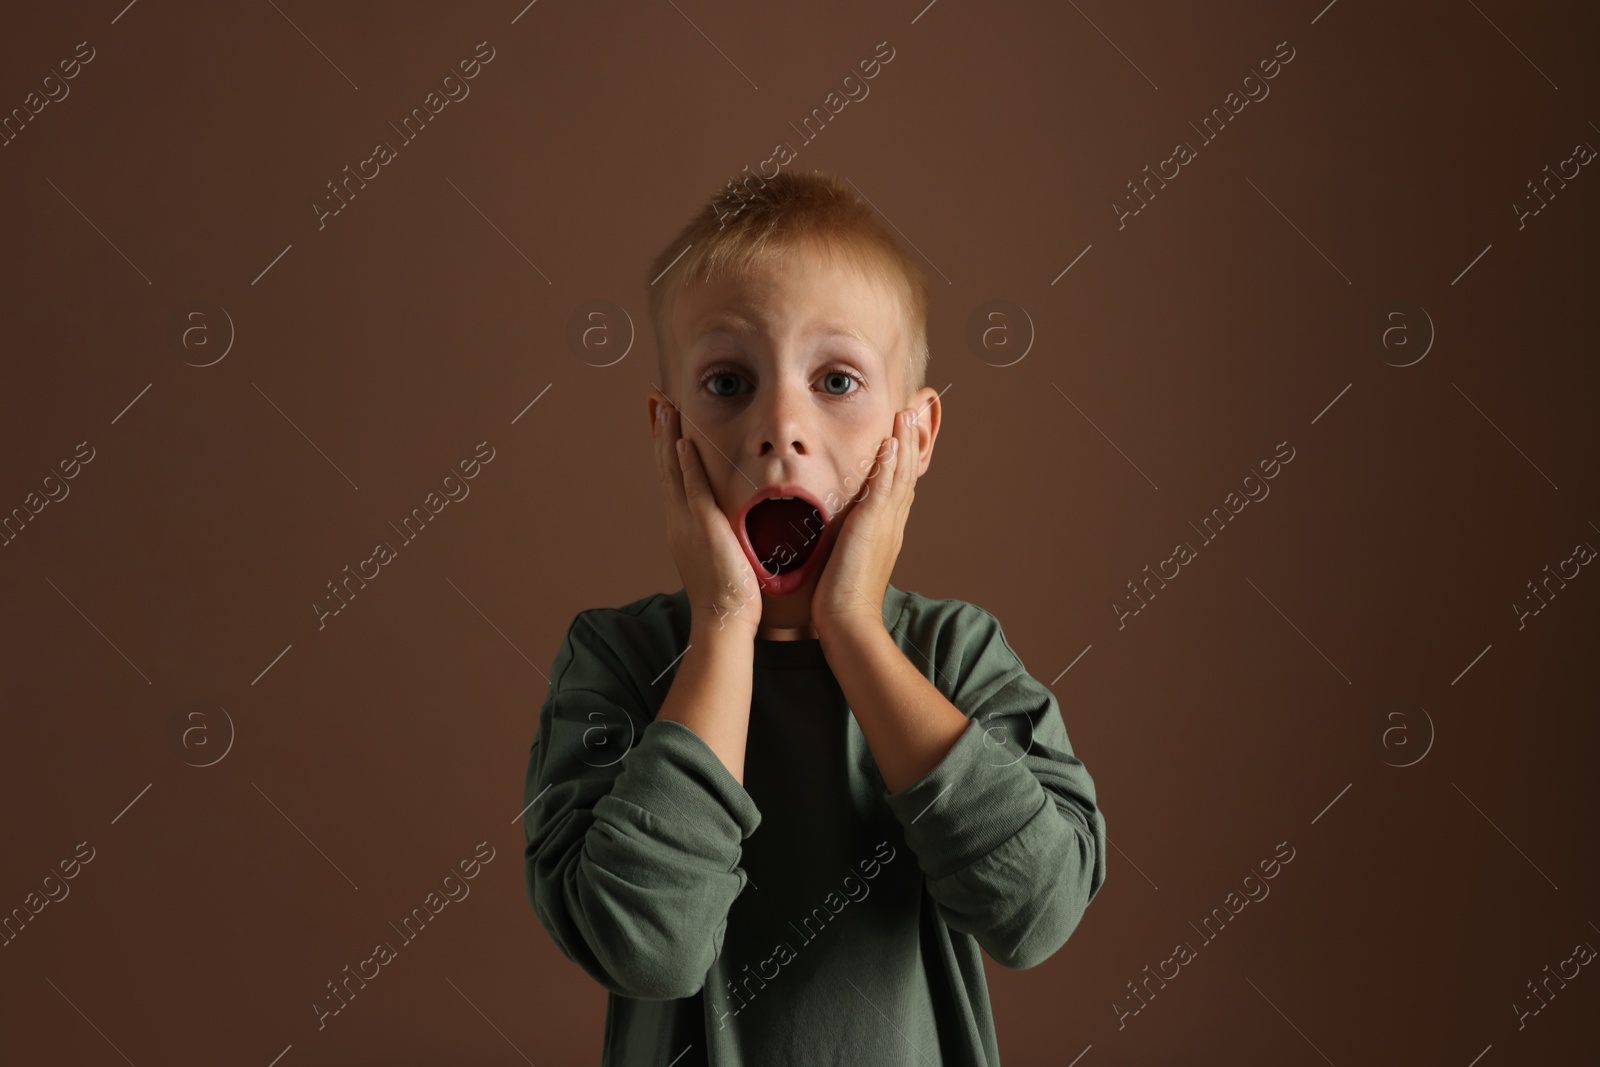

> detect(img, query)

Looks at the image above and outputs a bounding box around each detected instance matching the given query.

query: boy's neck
[755,619,819,641]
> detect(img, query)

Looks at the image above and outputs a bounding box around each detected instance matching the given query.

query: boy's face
[649,240,940,637]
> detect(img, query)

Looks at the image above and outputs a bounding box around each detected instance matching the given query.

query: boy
[522,170,1107,1065]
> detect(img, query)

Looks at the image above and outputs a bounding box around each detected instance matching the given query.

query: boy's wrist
[690,612,759,648]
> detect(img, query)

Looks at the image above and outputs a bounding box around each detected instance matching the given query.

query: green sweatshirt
[522,582,1107,1065]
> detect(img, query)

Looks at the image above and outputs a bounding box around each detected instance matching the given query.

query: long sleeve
[881,603,1107,970]
[522,612,762,1001]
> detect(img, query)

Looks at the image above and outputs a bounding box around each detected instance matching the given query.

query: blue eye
[698,366,866,398]
[706,371,743,397]
[820,370,862,396]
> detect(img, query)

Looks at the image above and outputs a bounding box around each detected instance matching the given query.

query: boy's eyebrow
[688,313,877,351]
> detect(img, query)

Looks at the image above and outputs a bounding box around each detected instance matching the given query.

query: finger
[896,408,917,494]
[654,397,688,513]
[869,432,898,504]
[676,435,719,521]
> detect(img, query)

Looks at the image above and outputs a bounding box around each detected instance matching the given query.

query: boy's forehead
[676,255,904,353]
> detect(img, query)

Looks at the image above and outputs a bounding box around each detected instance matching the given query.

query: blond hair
[646,168,930,402]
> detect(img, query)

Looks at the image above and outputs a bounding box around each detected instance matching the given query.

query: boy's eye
[706,371,743,397]
[700,367,864,398]
[819,370,860,396]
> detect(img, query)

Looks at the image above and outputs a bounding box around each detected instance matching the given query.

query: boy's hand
[649,389,762,638]
[812,408,920,640]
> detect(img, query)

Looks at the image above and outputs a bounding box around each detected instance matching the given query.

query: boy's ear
[908,386,941,477]
[647,388,678,435]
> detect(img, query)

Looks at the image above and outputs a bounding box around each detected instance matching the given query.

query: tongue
[746,498,824,576]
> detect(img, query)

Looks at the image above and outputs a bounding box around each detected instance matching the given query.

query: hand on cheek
[812,408,920,638]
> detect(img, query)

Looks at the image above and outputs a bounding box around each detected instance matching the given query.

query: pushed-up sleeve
[522,612,762,1000]
[882,604,1107,970]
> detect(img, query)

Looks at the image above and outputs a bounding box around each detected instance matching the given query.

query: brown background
[2,1,1597,1064]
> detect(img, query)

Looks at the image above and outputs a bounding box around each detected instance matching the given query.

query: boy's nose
[754,387,809,457]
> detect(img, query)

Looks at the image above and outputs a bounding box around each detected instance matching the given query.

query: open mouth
[744,496,826,578]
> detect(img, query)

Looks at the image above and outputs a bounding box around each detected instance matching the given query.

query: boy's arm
[821,606,1107,971]
[522,613,760,1001]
